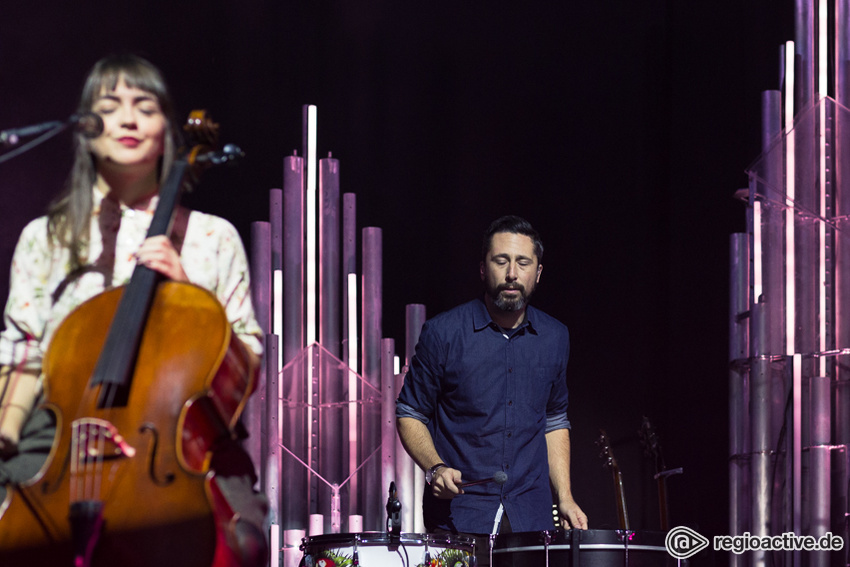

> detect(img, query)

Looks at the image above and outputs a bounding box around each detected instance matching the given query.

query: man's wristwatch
[426,462,447,484]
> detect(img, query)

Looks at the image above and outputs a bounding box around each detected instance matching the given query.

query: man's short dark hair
[481,215,544,262]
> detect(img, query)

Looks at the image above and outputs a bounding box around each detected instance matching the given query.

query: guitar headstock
[597,429,619,471]
[639,416,666,472]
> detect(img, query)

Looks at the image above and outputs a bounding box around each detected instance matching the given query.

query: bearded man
[396,215,587,554]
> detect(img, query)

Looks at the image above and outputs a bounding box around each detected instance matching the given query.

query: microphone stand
[1,119,66,147]
[386,481,402,550]
[0,114,101,165]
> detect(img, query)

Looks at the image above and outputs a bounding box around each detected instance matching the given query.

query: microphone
[0,113,103,146]
[74,112,104,138]
[459,471,508,488]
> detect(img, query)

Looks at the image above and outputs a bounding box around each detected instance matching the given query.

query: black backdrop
[0,2,794,561]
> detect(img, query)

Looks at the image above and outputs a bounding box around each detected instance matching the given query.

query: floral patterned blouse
[0,187,263,378]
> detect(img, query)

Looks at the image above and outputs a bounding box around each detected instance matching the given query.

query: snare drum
[300,532,476,567]
[491,529,670,567]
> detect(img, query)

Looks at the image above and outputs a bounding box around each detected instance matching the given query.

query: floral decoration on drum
[303,547,472,567]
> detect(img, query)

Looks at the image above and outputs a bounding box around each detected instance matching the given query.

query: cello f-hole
[139,423,175,486]
[41,447,72,497]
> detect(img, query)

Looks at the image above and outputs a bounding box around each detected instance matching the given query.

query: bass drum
[491,529,672,567]
[300,532,476,567]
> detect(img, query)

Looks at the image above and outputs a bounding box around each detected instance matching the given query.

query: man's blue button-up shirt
[396,298,570,534]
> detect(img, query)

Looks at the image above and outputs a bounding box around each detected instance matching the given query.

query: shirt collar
[472,297,539,335]
[92,185,159,217]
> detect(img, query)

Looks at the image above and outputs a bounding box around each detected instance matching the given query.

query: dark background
[0,2,794,563]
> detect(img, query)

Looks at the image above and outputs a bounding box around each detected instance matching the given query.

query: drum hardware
[491,529,669,567]
[570,528,579,566]
[615,529,636,566]
[299,532,475,567]
[386,481,402,550]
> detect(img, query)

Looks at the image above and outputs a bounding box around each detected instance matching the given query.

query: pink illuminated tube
[305,106,317,514]
[348,272,358,520]
[306,105,318,347]
[784,40,795,358]
[818,0,828,376]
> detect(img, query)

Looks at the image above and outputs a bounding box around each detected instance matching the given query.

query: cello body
[0,280,257,566]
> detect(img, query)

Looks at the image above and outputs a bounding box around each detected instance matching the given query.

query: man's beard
[489,283,534,312]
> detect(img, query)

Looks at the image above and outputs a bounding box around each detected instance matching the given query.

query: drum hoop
[493,543,668,554]
[301,532,476,550]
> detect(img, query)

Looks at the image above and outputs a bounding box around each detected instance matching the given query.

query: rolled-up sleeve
[396,320,443,423]
[0,219,52,375]
[544,327,570,433]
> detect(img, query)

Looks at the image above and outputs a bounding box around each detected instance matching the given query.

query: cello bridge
[72,417,137,462]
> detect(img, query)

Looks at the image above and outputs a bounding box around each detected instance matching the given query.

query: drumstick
[459,471,508,488]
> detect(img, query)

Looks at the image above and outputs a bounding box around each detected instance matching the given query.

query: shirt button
[507,432,512,438]
[508,400,513,406]
[508,368,513,373]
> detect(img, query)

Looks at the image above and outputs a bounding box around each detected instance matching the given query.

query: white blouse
[0,187,263,378]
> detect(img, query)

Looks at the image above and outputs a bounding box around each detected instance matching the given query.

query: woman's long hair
[47,54,180,270]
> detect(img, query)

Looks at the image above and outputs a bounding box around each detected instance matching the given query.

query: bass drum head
[301,532,476,567]
[492,529,672,567]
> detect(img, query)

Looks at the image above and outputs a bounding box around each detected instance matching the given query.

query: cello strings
[70,421,79,501]
[94,420,105,501]
[83,421,94,501]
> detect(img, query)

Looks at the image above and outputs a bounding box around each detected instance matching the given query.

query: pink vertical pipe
[319,157,341,355]
[318,156,343,532]
[380,338,397,529]
[264,334,282,528]
[835,2,850,546]
[405,304,426,366]
[399,303,426,531]
[251,220,273,334]
[246,220,271,496]
[282,155,307,530]
[361,227,383,380]
[361,227,383,529]
[728,233,749,560]
[342,194,357,368]
[282,157,304,364]
[342,193,358,520]
[795,0,815,108]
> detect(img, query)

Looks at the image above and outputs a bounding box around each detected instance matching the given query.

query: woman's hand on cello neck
[136,235,189,283]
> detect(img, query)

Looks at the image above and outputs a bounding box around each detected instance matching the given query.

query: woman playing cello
[0,54,267,566]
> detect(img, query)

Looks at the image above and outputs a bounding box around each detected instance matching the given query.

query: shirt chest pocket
[517,366,558,414]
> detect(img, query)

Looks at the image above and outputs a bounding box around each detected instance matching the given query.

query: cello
[0,111,258,567]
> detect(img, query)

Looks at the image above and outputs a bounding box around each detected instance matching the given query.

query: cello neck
[90,109,221,397]
[90,158,190,397]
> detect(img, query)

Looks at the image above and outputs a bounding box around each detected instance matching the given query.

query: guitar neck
[598,429,630,531]
[612,467,630,530]
[640,417,676,532]
[657,473,670,531]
